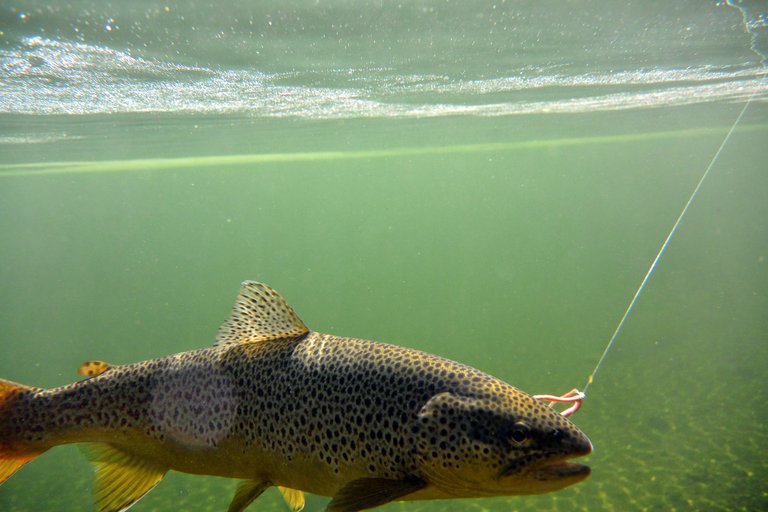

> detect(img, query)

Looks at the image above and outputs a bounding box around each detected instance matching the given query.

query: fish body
[0,281,591,511]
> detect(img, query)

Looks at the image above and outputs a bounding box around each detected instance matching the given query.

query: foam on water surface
[2,37,766,118]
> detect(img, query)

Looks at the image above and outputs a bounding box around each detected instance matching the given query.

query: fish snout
[539,420,592,454]
[564,426,593,457]
[521,425,592,489]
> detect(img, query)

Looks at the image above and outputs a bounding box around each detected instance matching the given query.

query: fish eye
[510,422,530,444]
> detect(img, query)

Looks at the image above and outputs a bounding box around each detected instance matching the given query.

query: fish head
[415,389,592,497]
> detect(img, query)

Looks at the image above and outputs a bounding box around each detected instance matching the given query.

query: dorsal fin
[215,281,309,346]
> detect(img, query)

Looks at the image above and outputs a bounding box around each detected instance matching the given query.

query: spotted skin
[0,281,592,511]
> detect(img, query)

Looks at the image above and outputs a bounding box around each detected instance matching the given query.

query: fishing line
[582,86,762,396]
[579,1,767,397]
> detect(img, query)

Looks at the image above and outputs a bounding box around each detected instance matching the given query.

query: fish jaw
[499,433,592,494]
[529,458,591,486]
[499,459,592,495]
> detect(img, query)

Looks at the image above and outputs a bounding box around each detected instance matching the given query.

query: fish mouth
[496,456,591,494]
[531,460,591,481]
[500,457,591,481]
[500,435,593,483]
[531,435,593,482]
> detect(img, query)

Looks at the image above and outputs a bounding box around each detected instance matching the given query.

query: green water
[1,1,767,511]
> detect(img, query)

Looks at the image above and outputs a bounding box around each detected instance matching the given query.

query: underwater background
[1,1,767,510]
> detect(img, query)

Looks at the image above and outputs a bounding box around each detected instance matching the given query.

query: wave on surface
[2,37,766,118]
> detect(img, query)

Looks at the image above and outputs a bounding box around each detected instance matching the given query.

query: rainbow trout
[0,281,591,512]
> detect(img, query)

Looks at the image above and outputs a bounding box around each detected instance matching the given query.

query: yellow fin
[215,281,309,346]
[278,486,305,512]
[78,361,113,377]
[0,379,45,485]
[0,455,36,485]
[228,480,270,512]
[82,443,167,512]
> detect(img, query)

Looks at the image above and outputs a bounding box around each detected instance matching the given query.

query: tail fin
[0,378,45,485]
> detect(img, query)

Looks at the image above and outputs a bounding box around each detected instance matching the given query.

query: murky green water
[1,1,767,511]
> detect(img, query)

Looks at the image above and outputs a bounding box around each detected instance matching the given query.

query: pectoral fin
[228,480,271,512]
[278,486,305,511]
[82,443,167,512]
[327,476,426,512]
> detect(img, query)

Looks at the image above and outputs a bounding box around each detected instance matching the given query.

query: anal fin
[228,480,271,512]
[82,443,167,512]
[327,476,426,512]
[278,486,305,511]
[0,455,37,485]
